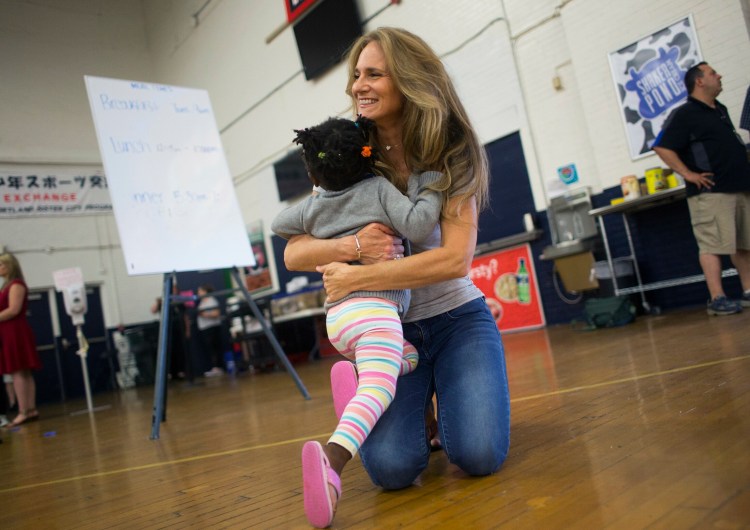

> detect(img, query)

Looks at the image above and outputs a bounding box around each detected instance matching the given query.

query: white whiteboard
[84,76,254,275]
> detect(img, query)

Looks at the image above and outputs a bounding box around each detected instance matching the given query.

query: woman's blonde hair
[0,252,25,286]
[345,27,489,214]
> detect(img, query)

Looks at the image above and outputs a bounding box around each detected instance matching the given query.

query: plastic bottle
[516,258,530,304]
[224,350,236,375]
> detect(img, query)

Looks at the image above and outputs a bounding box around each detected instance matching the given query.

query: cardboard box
[555,251,599,292]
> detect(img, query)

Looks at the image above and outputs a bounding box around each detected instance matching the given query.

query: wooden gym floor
[1,306,749,529]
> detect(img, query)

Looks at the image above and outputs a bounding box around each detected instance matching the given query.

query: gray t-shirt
[402,175,484,323]
[197,295,221,330]
[271,172,443,314]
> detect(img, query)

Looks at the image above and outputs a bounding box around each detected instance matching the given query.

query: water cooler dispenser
[541,187,600,292]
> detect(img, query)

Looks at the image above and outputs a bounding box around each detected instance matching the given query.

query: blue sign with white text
[624,47,686,120]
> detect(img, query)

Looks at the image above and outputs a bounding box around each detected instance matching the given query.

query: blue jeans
[359,297,511,489]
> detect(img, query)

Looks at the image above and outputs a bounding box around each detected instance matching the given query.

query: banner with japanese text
[0,165,112,217]
[608,15,702,159]
[469,244,545,333]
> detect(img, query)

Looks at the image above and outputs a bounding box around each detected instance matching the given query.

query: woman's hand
[316,196,477,301]
[284,223,404,271]
[317,262,358,303]
[356,223,404,263]
[313,224,404,303]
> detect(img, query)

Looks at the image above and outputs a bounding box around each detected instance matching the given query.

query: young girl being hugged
[271,115,442,528]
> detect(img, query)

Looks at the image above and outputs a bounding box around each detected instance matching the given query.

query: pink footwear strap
[326,466,342,500]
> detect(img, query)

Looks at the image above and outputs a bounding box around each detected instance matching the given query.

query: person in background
[740,84,750,134]
[0,252,42,427]
[653,62,750,315]
[271,115,442,528]
[150,280,190,380]
[282,27,511,527]
[196,284,225,377]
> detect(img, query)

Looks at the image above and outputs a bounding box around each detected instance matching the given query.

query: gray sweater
[271,171,443,313]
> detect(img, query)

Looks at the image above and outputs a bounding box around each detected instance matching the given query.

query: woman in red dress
[0,253,42,427]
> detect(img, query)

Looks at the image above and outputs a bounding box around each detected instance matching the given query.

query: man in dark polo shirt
[653,62,750,316]
[741,84,750,132]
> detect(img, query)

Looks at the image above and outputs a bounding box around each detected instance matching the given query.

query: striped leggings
[325,297,418,456]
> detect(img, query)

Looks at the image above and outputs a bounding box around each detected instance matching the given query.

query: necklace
[385,144,400,151]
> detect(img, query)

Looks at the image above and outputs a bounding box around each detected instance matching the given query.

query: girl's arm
[318,196,478,302]
[284,222,405,271]
[0,283,26,322]
[378,172,442,242]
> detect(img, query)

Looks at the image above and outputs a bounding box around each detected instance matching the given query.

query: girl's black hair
[293,115,377,191]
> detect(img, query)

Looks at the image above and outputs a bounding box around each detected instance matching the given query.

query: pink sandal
[330,361,358,420]
[302,441,341,528]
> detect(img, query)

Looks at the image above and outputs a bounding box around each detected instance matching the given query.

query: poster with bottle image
[469,244,545,332]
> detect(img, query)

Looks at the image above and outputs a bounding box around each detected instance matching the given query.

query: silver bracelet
[353,234,362,260]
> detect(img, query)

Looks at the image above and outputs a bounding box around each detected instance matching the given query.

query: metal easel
[149,269,310,440]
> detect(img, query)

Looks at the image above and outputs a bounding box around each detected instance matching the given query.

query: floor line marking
[512,354,749,403]
[0,434,330,493]
[2,354,747,494]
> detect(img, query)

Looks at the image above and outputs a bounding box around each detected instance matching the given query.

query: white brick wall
[503,0,563,37]
[513,15,598,207]
[0,0,160,326]
[0,0,153,163]
[144,0,538,270]
[510,0,749,199]
[1,0,748,325]
[559,0,750,190]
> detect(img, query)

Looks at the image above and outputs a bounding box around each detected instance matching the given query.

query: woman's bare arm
[284,223,404,272]
[0,283,26,322]
[318,196,478,302]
